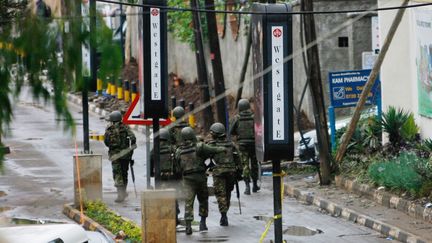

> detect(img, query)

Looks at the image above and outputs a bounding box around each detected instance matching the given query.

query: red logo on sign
[151,8,159,16]
[273,28,282,38]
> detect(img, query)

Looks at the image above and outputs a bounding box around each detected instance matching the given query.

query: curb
[284,184,428,243]
[63,203,116,240]
[335,176,432,224]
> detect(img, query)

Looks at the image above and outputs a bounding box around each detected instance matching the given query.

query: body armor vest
[211,140,236,174]
[159,145,173,173]
[237,111,255,143]
[179,145,204,174]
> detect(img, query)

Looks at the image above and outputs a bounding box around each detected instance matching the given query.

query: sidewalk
[65,93,429,242]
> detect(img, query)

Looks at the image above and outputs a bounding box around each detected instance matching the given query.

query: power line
[96,0,432,15]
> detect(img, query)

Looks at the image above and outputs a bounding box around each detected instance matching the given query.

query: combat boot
[114,187,126,203]
[199,216,208,231]
[244,182,251,195]
[220,212,228,226]
[252,180,260,193]
[185,221,193,235]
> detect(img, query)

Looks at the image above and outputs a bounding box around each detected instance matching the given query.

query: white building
[379,0,432,138]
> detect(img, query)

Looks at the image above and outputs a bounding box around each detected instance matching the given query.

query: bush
[368,152,424,193]
[84,200,141,242]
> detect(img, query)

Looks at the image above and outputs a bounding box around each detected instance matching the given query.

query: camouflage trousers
[112,159,130,187]
[239,144,259,182]
[182,173,208,221]
[213,172,236,213]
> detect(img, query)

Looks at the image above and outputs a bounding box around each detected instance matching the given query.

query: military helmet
[173,106,185,119]
[238,99,250,112]
[107,111,122,122]
[210,122,226,137]
[181,127,196,141]
[159,128,170,141]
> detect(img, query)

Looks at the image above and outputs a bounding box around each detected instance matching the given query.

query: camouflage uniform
[208,138,242,215]
[104,120,136,202]
[230,109,260,194]
[170,121,189,148]
[175,140,223,223]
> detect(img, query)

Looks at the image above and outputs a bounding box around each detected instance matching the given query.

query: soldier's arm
[103,128,111,147]
[199,143,224,157]
[229,116,239,136]
[126,127,136,145]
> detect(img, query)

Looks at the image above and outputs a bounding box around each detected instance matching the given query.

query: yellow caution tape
[259,171,287,243]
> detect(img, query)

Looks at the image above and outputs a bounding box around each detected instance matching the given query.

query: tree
[0,1,122,160]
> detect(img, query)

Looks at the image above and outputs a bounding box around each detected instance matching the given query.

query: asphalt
[1,91,426,243]
[63,95,432,242]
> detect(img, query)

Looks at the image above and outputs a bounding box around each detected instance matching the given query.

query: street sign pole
[153,119,161,188]
[272,159,282,243]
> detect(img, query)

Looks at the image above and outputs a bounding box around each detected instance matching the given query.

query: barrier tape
[259,171,287,243]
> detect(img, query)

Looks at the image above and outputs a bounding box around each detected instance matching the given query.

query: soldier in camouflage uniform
[170,106,189,148]
[207,122,242,226]
[104,111,136,203]
[230,99,260,195]
[175,127,224,235]
[150,128,181,224]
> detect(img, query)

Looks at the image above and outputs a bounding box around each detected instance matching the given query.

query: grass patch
[84,200,141,242]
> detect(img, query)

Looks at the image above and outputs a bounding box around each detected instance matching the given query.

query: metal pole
[153,119,161,188]
[272,159,282,243]
[145,126,151,189]
[120,2,125,65]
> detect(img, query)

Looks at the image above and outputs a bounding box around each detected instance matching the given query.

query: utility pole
[204,0,228,126]
[235,22,252,107]
[191,0,214,130]
[335,0,409,163]
[302,0,332,184]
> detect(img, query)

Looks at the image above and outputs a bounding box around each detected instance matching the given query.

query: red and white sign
[123,93,171,126]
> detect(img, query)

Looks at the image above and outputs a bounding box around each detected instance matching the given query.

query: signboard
[329,69,381,108]
[123,93,171,126]
[414,9,432,118]
[143,0,168,118]
[252,3,294,161]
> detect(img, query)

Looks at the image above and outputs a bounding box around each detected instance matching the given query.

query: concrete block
[73,154,103,207]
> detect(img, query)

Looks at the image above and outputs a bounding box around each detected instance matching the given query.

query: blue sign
[329,69,381,108]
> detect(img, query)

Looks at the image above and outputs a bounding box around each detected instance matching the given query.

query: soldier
[170,106,189,148]
[230,99,260,195]
[175,127,223,235]
[104,111,136,203]
[150,128,181,225]
[207,122,242,227]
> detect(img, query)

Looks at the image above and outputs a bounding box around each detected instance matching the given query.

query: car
[0,223,112,243]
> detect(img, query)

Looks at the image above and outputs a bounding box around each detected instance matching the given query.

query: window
[338,37,349,47]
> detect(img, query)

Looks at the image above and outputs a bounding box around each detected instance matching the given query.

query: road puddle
[283,226,323,236]
[198,235,229,242]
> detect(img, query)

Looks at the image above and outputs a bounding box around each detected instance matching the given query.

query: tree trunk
[335,0,409,164]
[302,0,332,185]
[191,0,214,130]
[204,0,228,127]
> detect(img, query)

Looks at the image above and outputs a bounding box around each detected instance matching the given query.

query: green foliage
[335,115,382,154]
[423,138,432,151]
[84,200,141,242]
[381,106,411,146]
[368,152,424,193]
[401,114,419,142]
[0,1,122,136]
[168,0,208,47]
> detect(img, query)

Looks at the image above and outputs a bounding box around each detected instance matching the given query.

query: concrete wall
[378,0,432,139]
[125,0,376,123]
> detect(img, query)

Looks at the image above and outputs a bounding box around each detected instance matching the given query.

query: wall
[378,0,432,139]
[125,0,376,123]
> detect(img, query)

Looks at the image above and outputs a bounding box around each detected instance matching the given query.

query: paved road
[0,90,391,242]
